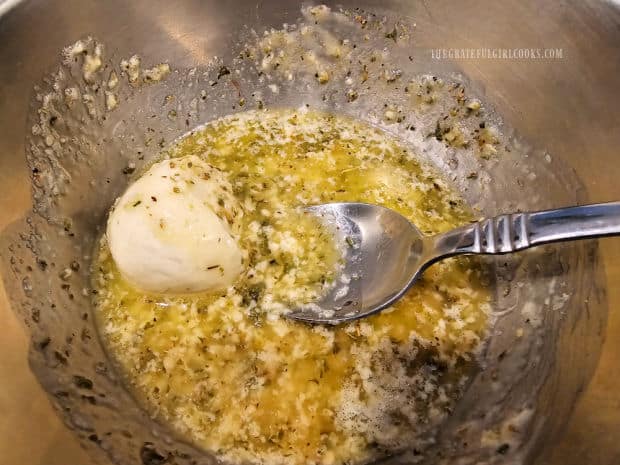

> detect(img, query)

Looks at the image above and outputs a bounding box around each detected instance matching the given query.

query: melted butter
[93,109,490,465]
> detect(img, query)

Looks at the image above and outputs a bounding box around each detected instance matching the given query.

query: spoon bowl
[289,203,427,324]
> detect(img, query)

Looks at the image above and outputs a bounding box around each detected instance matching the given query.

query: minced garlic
[93,109,490,465]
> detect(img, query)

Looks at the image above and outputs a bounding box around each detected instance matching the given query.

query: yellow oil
[93,109,490,465]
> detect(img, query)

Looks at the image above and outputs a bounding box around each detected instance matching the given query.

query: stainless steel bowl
[1,1,619,465]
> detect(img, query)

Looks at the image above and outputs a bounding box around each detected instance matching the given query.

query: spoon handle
[430,201,620,258]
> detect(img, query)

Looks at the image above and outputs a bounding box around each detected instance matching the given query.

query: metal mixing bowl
[1,1,619,465]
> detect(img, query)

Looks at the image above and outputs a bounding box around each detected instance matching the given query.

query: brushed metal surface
[1,1,619,464]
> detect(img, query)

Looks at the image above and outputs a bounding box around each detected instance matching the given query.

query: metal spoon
[287,201,620,325]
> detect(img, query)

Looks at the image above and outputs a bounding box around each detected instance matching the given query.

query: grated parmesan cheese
[93,109,490,465]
